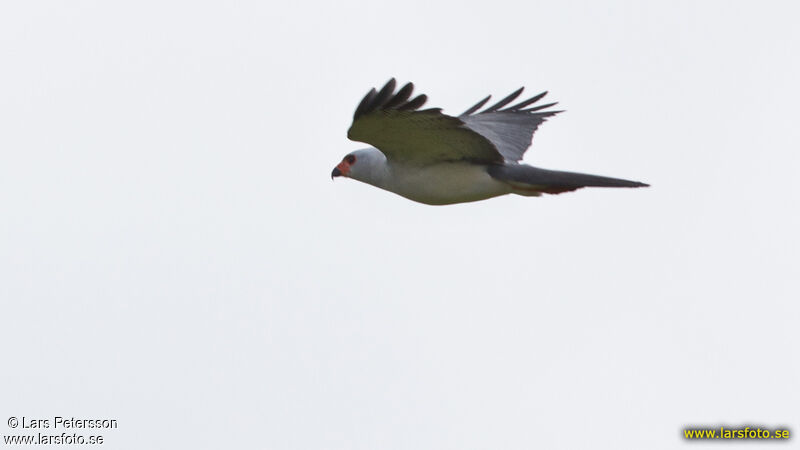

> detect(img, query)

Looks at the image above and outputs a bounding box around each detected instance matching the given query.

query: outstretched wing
[459,88,562,162]
[347,79,504,165]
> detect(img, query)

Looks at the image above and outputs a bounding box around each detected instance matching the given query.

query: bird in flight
[332,79,648,205]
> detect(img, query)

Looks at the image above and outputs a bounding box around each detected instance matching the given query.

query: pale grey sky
[1,1,798,449]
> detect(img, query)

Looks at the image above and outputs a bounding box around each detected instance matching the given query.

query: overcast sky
[1,1,798,449]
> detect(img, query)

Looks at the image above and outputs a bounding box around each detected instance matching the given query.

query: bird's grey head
[331,148,386,185]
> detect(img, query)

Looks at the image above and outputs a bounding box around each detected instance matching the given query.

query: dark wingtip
[383,82,414,109]
[536,109,565,117]
[353,79,430,118]
[397,93,427,111]
[371,78,397,109]
[461,95,491,116]
[509,91,548,111]
[353,87,377,120]
[481,86,525,113]
[524,101,559,113]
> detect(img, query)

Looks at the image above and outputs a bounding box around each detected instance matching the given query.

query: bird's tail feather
[487,164,648,195]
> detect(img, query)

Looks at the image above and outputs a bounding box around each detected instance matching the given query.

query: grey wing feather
[460,88,562,162]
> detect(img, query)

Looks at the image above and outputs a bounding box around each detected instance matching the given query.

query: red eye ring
[345,154,356,165]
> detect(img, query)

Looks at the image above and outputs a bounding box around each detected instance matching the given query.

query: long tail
[488,164,649,195]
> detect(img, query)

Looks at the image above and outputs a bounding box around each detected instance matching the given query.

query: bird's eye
[345,155,356,165]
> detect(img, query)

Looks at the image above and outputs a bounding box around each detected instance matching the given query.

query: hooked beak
[331,160,350,179]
